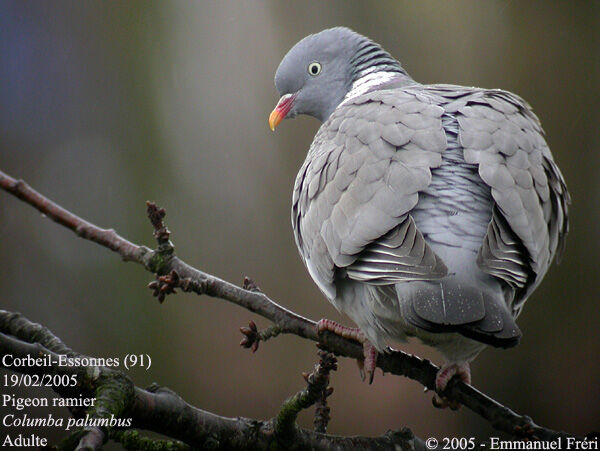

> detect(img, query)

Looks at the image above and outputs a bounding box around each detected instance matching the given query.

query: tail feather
[399,279,521,348]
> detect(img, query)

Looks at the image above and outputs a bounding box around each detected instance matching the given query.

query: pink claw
[433,362,471,409]
[316,319,379,384]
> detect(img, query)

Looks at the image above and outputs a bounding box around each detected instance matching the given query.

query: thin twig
[239,320,281,352]
[274,350,337,442]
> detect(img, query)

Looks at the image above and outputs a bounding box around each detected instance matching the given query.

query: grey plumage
[273,27,570,365]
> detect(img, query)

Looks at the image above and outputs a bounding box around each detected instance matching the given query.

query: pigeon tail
[399,279,522,349]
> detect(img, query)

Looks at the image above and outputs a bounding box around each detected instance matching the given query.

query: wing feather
[292,89,448,297]
[433,86,571,308]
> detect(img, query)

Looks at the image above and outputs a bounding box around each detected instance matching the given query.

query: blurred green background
[1,0,598,446]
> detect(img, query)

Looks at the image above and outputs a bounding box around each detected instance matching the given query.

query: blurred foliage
[0,1,598,445]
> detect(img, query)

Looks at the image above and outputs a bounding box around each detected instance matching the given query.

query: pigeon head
[269,27,407,130]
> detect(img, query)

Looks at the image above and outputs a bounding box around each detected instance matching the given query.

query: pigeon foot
[316,319,378,383]
[432,362,471,410]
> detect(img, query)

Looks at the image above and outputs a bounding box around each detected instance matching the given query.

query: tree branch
[0,168,580,443]
[0,311,425,450]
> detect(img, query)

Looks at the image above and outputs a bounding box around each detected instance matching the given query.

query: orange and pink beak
[269,93,296,131]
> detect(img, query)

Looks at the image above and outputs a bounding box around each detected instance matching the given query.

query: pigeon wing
[292,89,448,299]
[432,85,570,311]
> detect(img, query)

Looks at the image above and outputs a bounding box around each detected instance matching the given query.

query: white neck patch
[340,71,399,105]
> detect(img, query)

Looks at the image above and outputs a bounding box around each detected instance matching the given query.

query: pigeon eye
[308,62,322,76]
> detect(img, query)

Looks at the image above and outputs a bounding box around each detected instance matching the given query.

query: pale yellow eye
[307,62,322,76]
